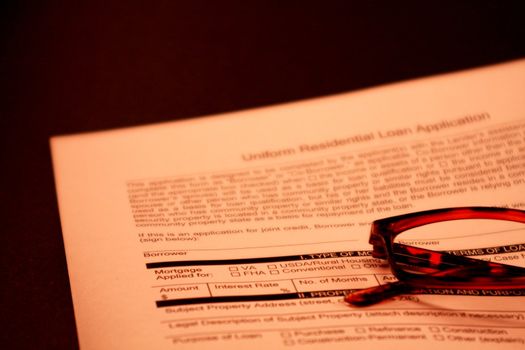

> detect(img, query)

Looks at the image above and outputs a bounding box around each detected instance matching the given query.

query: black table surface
[2,2,524,349]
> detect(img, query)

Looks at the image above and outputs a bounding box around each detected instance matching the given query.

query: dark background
[2,1,524,349]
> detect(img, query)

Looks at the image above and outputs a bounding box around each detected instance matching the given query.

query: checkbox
[351,264,361,269]
[230,272,241,277]
[433,335,445,341]
[355,327,366,333]
[280,332,292,338]
[269,270,279,275]
[229,266,239,271]
[429,326,440,333]
[267,264,277,269]
[284,340,295,346]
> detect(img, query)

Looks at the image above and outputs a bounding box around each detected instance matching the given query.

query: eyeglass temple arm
[369,228,522,271]
[345,261,525,306]
[392,244,525,273]
[346,241,525,306]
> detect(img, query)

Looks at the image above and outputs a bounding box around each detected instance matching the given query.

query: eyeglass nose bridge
[369,221,393,260]
[371,245,387,259]
[369,234,388,259]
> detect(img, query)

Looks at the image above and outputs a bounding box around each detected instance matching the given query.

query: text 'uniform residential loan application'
[51,59,525,350]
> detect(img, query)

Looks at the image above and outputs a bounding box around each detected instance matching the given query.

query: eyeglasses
[344,207,525,306]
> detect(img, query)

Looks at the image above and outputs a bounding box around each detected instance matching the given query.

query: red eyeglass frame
[345,207,525,306]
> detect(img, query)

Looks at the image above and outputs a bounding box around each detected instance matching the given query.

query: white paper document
[51,60,525,349]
